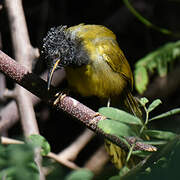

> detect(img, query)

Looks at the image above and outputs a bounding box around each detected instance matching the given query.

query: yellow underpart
[66,24,133,98]
[65,24,141,169]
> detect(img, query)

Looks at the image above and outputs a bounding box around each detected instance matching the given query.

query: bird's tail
[123,90,142,118]
[105,90,142,169]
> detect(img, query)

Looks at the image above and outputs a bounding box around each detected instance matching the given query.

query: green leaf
[98,119,138,137]
[149,108,180,121]
[119,166,130,177]
[116,136,131,148]
[134,41,180,94]
[0,144,39,180]
[144,130,177,141]
[147,99,162,112]
[140,140,167,145]
[65,169,93,180]
[134,66,149,94]
[99,107,142,125]
[139,97,149,106]
[132,150,152,157]
[28,134,51,156]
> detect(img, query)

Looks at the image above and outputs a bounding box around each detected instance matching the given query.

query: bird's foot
[93,112,101,118]
[53,91,67,105]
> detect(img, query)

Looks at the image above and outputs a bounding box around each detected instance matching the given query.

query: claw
[53,92,67,105]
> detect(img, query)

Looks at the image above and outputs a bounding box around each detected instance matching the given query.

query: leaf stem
[140,106,149,134]
[126,143,136,163]
[123,0,180,38]
[126,102,149,164]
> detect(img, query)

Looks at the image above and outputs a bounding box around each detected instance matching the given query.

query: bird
[42,24,142,169]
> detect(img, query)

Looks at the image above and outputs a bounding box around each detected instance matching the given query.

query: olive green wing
[97,39,133,89]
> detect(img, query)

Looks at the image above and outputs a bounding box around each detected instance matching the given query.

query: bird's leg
[53,92,66,105]
[53,89,69,105]
[107,97,111,107]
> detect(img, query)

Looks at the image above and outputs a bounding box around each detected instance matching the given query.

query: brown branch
[5,0,34,68]
[5,0,39,136]
[1,136,24,145]
[0,100,19,131]
[0,32,6,102]
[0,87,96,171]
[5,0,44,179]
[0,69,65,132]
[0,73,6,101]
[0,50,154,152]
[84,145,109,174]
[1,136,80,170]
[47,152,80,170]
[58,129,95,161]
[3,89,16,98]
[0,51,106,141]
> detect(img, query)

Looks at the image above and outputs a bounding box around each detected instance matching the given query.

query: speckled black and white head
[42,25,89,89]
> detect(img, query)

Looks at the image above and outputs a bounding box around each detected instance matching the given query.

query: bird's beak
[47,59,60,90]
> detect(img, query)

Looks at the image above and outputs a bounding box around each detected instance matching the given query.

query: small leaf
[99,107,142,125]
[98,119,138,137]
[119,166,130,177]
[139,97,149,106]
[28,134,51,156]
[147,99,162,112]
[140,140,167,145]
[144,130,177,141]
[118,136,131,148]
[134,41,180,94]
[132,150,152,157]
[65,169,93,180]
[149,108,180,121]
[134,66,149,94]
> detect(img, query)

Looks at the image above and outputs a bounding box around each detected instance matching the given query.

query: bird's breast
[65,55,127,98]
[65,24,131,98]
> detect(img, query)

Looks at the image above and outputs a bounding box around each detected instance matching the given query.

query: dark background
[0,0,180,167]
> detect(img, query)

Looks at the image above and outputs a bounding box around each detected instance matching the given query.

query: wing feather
[96,39,133,89]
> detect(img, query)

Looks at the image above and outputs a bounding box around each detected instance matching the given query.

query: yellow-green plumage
[66,24,133,99]
[65,24,141,169]
[43,24,142,169]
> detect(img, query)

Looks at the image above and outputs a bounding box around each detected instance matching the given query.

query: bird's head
[42,25,88,90]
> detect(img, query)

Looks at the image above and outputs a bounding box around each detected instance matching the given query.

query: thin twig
[5,0,39,135]
[58,129,95,161]
[5,0,44,179]
[47,152,80,170]
[84,145,109,174]
[0,69,65,132]
[0,73,6,101]
[1,136,24,144]
[0,50,154,152]
[0,33,6,102]
[3,89,16,99]
[0,136,80,170]
[123,0,180,38]
[0,100,19,131]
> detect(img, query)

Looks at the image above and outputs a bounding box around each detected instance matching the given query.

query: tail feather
[105,140,137,169]
[105,90,142,169]
[124,90,142,118]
